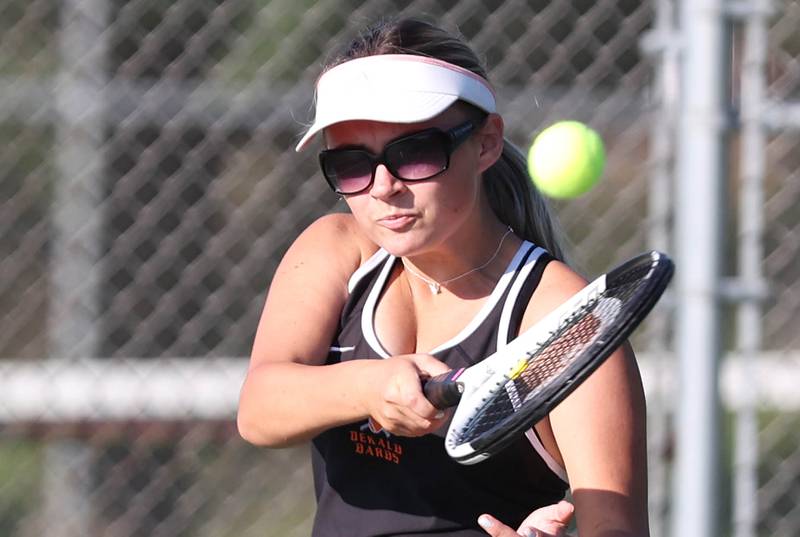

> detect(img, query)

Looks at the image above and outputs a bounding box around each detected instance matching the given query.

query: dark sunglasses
[318,116,485,195]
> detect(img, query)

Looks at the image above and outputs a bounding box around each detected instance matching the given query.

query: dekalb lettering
[349,429,403,464]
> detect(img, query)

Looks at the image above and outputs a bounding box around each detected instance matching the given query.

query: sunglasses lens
[319,127,461,194]
[321,151,373,193]
[386,134,448,180]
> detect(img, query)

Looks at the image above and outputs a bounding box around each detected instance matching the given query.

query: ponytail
[484,141,568,261]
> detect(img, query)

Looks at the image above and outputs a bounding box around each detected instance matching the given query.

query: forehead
[323,106,467,151]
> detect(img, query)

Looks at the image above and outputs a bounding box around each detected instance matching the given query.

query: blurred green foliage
[0,440,43,535]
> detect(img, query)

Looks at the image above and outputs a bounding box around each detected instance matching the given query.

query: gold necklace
[402,227,513,294]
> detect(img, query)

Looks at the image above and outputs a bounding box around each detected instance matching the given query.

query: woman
[238,17,648,537]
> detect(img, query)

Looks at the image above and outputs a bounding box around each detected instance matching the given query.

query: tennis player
[238,17,648,537]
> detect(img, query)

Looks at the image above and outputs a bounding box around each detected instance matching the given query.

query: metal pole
[46,0,108,534]
[733,2,770,536]
[671,1,729,536]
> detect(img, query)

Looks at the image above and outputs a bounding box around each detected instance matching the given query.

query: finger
[405,391,447,421]
[555,500,574,519]
[530,499,574,523]
[517,500,574,536]
[407,353,451,377]
[478,514,524,537]
[377,405,440,437]
[386,375,445,421]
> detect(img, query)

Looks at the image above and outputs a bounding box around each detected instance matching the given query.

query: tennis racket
[423,250,674,465]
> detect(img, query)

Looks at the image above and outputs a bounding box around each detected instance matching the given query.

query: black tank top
[311,241,569,536]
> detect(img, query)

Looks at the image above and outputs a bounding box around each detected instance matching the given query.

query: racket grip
[422,369,465,409]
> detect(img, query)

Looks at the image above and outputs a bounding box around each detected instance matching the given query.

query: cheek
[343,196,369,222]
[439,159,483,210]
[342,196,391,243]
[437,187,470,214]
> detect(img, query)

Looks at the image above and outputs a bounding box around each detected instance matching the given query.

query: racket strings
[452,275,646,444]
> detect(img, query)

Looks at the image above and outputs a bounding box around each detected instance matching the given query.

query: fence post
[671,1,729,536]
[45,0,109,534]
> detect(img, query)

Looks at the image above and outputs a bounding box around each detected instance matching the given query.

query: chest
[337,246,543,359]
[373,274,491,354]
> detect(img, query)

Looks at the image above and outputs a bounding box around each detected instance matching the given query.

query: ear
[476,114,505,173]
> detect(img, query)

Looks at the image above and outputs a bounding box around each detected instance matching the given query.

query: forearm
[237,360,374,447]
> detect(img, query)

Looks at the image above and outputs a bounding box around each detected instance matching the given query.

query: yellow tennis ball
[527,121,605,199]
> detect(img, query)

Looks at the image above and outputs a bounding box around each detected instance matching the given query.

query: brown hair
[325,17,568,261]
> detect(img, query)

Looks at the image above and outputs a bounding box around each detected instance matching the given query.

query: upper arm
[551,341,649,536]
[249,213,372,368]
[522,260,649,535]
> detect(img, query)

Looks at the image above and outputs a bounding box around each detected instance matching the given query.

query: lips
[378,213,417,231]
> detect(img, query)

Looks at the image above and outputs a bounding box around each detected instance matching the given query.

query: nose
[369,164,404,199]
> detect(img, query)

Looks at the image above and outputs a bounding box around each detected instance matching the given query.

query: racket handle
[422,369,465,409]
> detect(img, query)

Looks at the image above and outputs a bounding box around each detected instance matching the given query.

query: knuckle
[400,391,420,408]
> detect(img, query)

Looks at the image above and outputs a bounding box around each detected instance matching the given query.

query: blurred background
[1,0,799,536]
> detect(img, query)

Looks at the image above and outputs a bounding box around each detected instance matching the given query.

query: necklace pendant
[428,282,441,294]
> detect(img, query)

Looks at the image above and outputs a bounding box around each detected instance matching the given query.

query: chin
[376,240,418,258]
[371,229,430,258]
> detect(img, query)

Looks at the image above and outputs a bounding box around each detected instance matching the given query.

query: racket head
[444,250,674,464]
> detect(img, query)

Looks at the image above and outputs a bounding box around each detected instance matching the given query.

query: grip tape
[422,368,465,409]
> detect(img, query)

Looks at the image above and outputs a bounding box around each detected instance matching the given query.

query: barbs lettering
[349,428,404,464]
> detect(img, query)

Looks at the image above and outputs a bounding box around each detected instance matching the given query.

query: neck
[401,225,515,295]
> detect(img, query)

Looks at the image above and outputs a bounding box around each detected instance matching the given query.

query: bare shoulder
[285,213,378,274]
[303,212,363,240]
[268,212,377,315]
[299,212,375,253]
[520,259,589,330]
[250,213,377,366]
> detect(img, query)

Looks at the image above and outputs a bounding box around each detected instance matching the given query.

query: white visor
[295,54,496,152]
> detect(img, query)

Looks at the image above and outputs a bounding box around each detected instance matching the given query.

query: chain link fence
[753,2,800,535]
[1,1,798,536]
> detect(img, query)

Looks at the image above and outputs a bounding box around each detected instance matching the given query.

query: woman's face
[323,107,502,257]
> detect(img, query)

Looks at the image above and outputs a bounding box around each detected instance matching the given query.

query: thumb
[543,500,574,522]
[407,353,450,377]
[517,500,574,536]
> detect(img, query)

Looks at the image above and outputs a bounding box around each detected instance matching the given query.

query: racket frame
[439,251,674,464]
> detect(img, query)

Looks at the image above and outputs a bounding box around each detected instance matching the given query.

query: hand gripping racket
[423,250,674,465]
